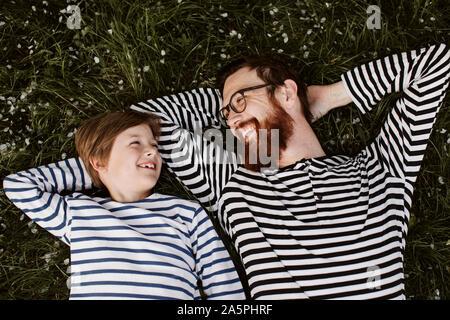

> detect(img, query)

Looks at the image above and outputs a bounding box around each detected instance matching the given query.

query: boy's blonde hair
[75,110,161,189]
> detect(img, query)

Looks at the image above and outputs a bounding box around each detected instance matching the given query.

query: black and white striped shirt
[131,44,449,299]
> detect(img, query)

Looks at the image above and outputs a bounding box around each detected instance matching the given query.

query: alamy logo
[168,127,280,172]
[66,5,81,30]
[366,5,381,30]
[366,265,382,290]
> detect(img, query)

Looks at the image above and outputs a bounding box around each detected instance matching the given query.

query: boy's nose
[145,146,158,156]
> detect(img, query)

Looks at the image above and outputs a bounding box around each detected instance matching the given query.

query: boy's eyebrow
[126,134,158,144]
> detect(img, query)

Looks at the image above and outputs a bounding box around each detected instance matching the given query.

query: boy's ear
[89,157,107,173]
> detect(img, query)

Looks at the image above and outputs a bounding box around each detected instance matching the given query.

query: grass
[0,0,449,299]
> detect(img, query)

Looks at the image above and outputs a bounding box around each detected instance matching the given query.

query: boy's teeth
[139,164,155,168]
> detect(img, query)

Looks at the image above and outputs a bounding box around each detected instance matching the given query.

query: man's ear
[279,79,298,109]
[89,156,107,173]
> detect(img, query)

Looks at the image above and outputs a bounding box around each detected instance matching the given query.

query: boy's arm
[130,88,238,215]
[3,157,93,245]
[189,206,245,300]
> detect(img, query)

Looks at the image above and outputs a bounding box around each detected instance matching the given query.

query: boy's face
[93,123,162,202]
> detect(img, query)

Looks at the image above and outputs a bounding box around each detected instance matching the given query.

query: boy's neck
[108,189,152,203]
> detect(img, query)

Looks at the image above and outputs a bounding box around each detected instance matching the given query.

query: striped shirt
[3,158,245,300]
[130,43,449,299]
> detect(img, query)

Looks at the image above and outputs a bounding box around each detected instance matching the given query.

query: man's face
[97,124,162,200]
[222,67,294,171]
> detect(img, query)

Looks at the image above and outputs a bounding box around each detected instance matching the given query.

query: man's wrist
[329,81,353,110]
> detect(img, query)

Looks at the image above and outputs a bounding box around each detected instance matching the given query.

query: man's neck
[278,117,325,168]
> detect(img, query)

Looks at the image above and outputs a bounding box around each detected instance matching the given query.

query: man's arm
[307,81,352,122]
[130,88,238,215]
[310,44,449,185]
[3,158,93,245]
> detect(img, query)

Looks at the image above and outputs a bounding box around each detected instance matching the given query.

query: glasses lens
[231,92,246,112]
[219,107,229,126]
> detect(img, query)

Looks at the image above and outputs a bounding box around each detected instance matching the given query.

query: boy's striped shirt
[3,158,245,300]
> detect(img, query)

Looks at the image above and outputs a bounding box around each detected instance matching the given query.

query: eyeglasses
[218,83,271,126]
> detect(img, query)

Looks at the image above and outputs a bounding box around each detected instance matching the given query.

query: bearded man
[131,43,449,299]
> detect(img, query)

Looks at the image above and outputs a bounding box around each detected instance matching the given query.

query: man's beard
[238,99,294,172]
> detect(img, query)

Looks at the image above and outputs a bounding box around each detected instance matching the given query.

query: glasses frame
[218,83,271,125]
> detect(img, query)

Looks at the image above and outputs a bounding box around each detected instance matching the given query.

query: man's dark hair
[216,55,312,123]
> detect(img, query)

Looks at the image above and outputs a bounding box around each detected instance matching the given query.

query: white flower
[438,176,444,185]
[161,49,166,56]
[220,53,227,59]
[220,12,228,18]
[229,30,237,37]
[107,29,112,35]
[0,22,5,27]
[143,65,150,72]
[94,56,100,64]
[303,51,309,58]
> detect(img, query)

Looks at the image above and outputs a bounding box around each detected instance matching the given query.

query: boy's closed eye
[129,140,159,149]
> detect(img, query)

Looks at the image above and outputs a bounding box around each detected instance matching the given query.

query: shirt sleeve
[341,43,449,187]
[3,157,93,245]
[130,88,239,215]
[189,205,245,300]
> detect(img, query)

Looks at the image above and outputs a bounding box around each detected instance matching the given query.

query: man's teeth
[240,127,255,138]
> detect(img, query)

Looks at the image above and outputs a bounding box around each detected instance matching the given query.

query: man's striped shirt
[131,43,449,299]
[3,158,245,300]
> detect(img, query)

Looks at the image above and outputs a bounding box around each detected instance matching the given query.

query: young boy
[3,110,245,300]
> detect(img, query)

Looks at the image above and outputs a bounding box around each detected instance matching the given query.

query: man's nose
[227,109,243,128]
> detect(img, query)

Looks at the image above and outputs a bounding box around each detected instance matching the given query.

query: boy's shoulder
[152,192,203,211]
